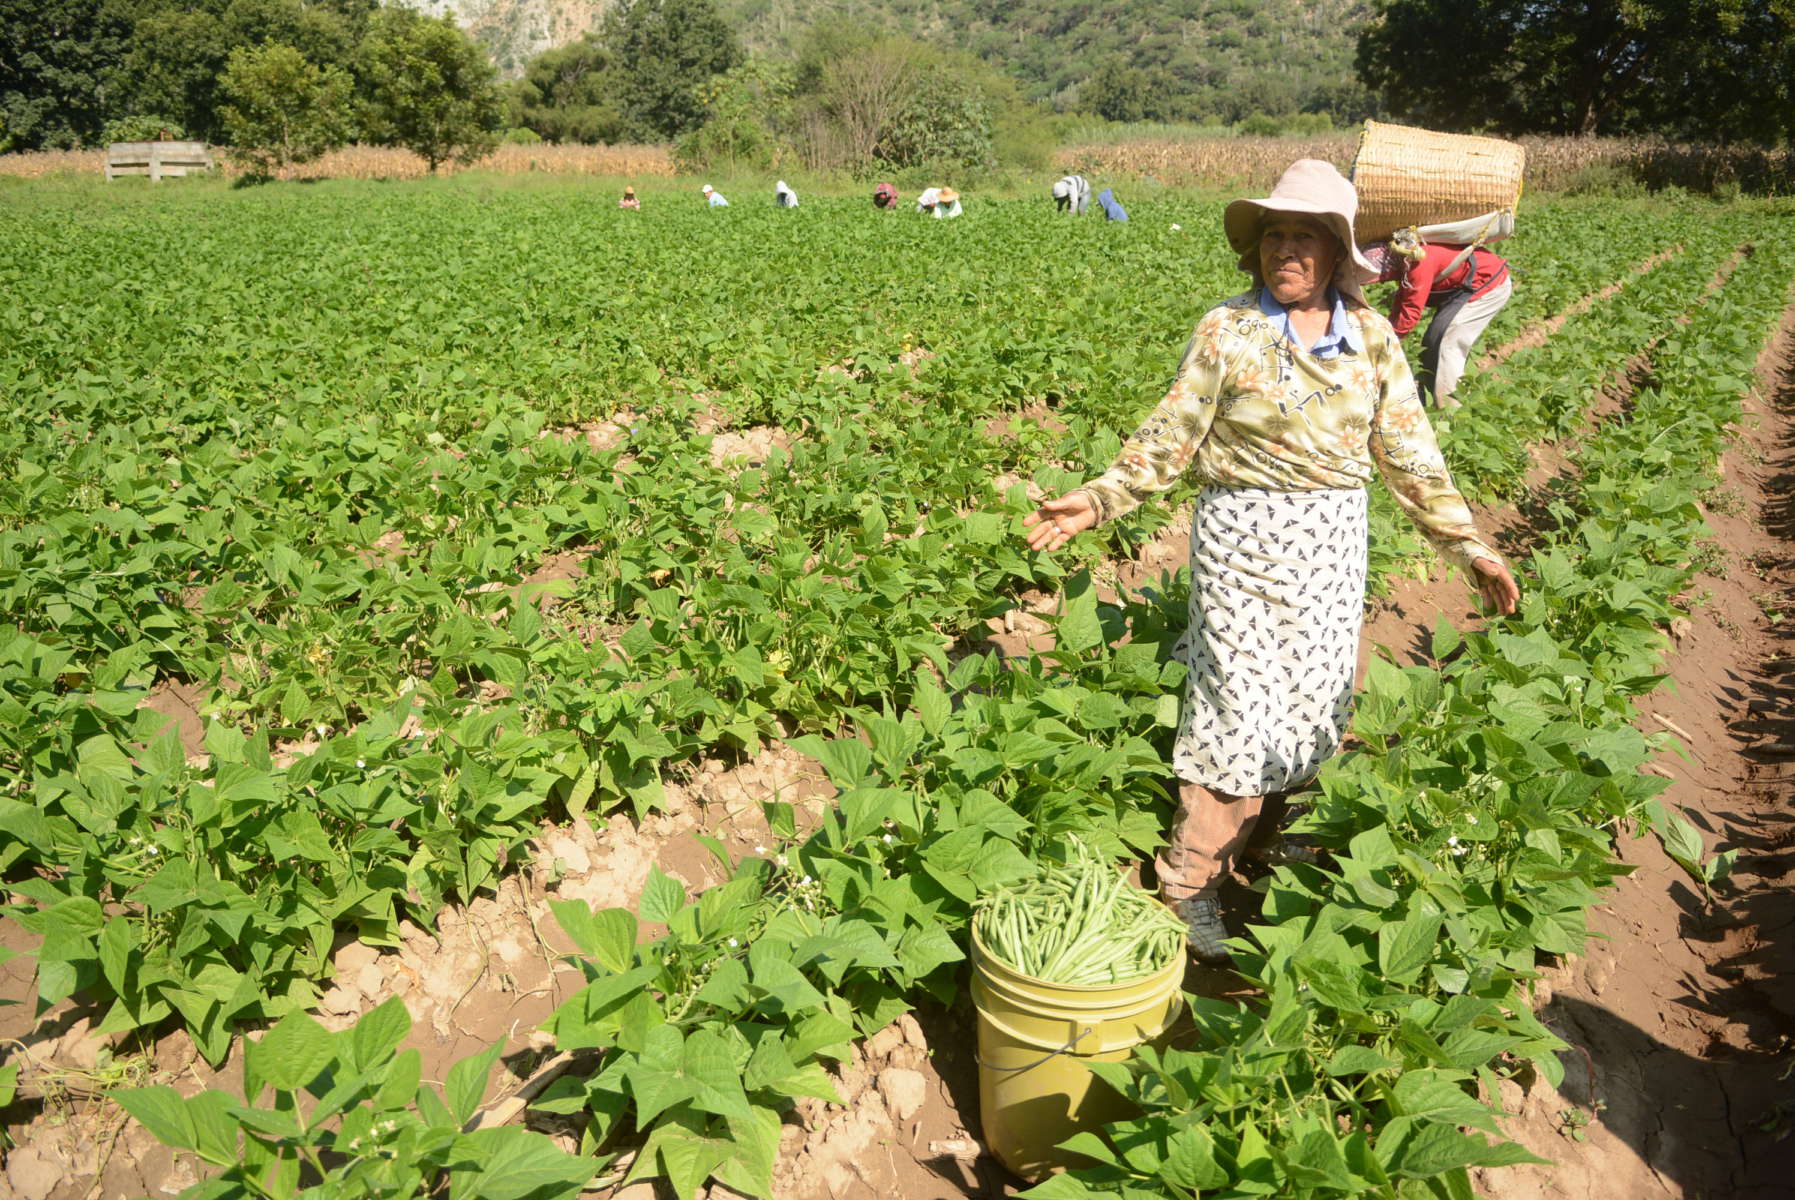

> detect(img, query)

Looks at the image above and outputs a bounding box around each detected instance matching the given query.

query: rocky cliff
[398,0,610,76]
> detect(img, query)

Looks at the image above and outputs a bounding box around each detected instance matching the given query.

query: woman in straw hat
[917,186,962,218]
[1022,159,1518,963]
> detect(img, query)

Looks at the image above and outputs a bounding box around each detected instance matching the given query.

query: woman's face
[1259,214,1340,307]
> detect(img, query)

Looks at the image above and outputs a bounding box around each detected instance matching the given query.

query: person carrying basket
[1384,233,1512,408]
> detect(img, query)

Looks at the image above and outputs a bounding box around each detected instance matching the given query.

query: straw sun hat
[938,187,960,203]
[1223,159,1377,299]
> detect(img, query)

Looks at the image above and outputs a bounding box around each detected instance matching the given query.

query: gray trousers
[1420,277,1511,402]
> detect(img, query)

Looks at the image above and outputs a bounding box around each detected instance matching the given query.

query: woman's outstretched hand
[1471,556,1520,616]
[1022,491,1099,552]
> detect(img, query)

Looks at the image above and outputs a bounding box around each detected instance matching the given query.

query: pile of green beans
[973,841,1187,985]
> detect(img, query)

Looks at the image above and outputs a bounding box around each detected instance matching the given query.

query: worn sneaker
[1169,896,1231,964]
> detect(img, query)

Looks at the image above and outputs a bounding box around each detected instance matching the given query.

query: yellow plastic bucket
[971,924,1184,1182]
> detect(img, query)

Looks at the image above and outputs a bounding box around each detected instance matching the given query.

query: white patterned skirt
[1171,485,1368,795]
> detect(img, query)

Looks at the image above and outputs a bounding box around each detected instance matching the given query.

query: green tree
[359,8,501,172]
[674,60,791,170]
[1081,60,1180,123]
[1358,0,1795,141]
[0,0,134,149]
[602,0,743,140]
[515,33,626,143]
[879,68,994,171]
[219,41,351,177]
[121,0,358,144]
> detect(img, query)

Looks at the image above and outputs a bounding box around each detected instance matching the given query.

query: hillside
[726,0,1371,113]
[403,0,611,75]
[402,0,1371,115]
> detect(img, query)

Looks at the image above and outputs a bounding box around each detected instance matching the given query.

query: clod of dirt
[608,1184,659,1200]
[863,1025,906,1061]
[542,410,639,453]
[708,425,794,470]
[6,1146,64,1200]
[876,1068,927,1122]
[318,983,362,1017]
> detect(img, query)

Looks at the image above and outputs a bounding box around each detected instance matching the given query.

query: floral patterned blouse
[1075,289,1500,570]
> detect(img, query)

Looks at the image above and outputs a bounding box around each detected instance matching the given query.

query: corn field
[0,142,675,181]
[6,134,1787,195]
[1056,134,1795,195]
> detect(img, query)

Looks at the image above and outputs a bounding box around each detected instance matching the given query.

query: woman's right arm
[1024,315,1229,550]
[1071,315,1229,525]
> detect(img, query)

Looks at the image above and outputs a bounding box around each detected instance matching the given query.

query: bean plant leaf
[639,867,687,925]
[1378,911,1443,984]
[1394,1126,1548,1176]
[114,1087,240,1166]
[460,1125,599,1200]
[245,1011,336,1098]
[1053,570,1103,655]
[445,1041,505,1127]
[348,995,411,1069]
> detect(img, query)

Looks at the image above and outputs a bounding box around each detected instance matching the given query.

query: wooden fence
[105,141,215,181]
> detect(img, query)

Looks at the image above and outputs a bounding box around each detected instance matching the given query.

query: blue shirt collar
[1258,287,1363,359]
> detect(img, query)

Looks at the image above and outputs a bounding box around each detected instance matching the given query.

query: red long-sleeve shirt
[1388,243,1511,337]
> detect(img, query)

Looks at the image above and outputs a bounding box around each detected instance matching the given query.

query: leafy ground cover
[2,179,1791,1199]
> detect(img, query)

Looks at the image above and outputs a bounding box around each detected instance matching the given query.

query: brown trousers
[1155,781,1265,901]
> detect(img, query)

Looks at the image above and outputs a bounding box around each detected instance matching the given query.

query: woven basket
[1351,120,1525,242]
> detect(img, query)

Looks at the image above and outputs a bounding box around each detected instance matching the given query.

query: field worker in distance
[774,179,799,208]
[1096,186,1128,221]
[930,187,963,219]
[701,184,729,207]
[618,186,639,210]
[1384,230,1513,409]
[872,181,899,210]
[1021,159,1519,965]
[1053,173,1092,214]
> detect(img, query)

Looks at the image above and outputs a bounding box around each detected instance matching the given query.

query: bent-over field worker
[1053,173,1091,214]
[1386,235,1513,408]
[1022,159,1519,963]
[917,187,963,218]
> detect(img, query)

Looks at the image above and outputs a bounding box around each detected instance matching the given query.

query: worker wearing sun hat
[931,186,963,219]
[1221,157,1380,303]
[1021,157,1515,964]
[701,183,729,207]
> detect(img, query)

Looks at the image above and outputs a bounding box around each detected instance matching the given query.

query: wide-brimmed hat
[623,186,635,196]
[938,187,960,203]
[701,184,714,194]
[1223,160,1377,297]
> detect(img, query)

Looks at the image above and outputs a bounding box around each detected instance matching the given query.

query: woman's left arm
[1366,328,1519,614]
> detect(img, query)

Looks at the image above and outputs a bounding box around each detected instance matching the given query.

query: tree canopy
[602,0,744,140]
[1357,0,1795,142]
[360,8,502,172]
[0,0,135,150]
[219,40,353,176]
[513,34,626,144]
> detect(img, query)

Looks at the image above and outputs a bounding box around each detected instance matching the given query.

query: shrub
[100,115,187,143]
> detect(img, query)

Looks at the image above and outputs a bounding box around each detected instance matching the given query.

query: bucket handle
[975,1025,1096,1074]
